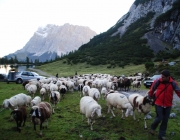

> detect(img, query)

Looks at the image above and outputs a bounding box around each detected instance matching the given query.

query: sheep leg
[138,112,141,122]
[90,122,93,130]
[42,94,44,101]
[87,118,90,125]
[133,110,136,120]
[111,110,116,117]
[144,116,147,129]
[33,123,36,131]
[16,120,19,131]
[121,110,124,119]
[18,120,22,132]
[88,119,93,130]
[46,119,48,128]
[108,106,115,117]
[40,122,43,135]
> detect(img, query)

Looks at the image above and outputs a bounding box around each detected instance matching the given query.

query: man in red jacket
[148,70,180,140]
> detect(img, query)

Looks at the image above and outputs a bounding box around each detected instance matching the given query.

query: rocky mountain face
[112,0,179,53]
[7,23,97,62]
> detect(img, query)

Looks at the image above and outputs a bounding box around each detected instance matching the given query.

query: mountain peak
[7,23,97,62]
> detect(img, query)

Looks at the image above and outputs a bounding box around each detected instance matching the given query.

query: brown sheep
[30,102,52,136]
[11,106,27,133]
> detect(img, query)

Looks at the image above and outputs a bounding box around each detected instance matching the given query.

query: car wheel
[146,85,150,88]
[16,79,23,84]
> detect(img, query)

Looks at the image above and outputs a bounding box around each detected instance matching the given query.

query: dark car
[0,73,7,82]
[143,74,161,88]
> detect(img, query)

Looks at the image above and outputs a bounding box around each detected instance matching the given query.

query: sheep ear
[9,100,14,107]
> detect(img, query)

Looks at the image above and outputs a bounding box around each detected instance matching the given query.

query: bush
[145,61,154,70]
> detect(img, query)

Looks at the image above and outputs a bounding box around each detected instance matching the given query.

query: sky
[0,0,135,57]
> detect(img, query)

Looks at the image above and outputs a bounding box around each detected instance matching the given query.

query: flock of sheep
[2,72,154,135]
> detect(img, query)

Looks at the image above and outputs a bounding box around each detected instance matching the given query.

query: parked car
[0,73,7,82]
[143,74,161,88]
[7,71,46,84]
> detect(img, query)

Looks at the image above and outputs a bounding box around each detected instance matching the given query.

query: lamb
[106,93,133,119]
[31,96,41,106]
[106,81,116,90]
[11,106,27,133]
[78,84,84,97]
[59,85,67,99]
[88,88,100,101]
[101,87,108,100]
[132,80,141,91]
[30,102,52,136]
[128,93,153,129]
[49,91,60,113]
[26,84,37,98]
[80,96,102,130]
[40,87,47,100]
[82,85,90,96]
[66,80,75,92]
[49,82,58,92]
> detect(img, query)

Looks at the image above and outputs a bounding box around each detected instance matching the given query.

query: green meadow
[0,62,180,140]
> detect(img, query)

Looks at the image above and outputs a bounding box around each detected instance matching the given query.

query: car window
[28,72,34,76]
[31,72,39,76]
[151,75,161,80]
[22,72,28,76]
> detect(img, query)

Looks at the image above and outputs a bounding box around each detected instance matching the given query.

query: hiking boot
[158,136,167,140]
[149,129,155,135]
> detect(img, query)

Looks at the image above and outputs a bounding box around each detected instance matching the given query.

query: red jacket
[148,77,180,107]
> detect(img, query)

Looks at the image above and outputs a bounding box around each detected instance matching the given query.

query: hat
[161,70,170,77]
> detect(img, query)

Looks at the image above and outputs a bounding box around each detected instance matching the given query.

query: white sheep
[26,84,37,98]
[49,91,60,113]
[101,87,108,100]
[39,87,47,101]
[132,80,141,91]
[2,93,32,110]
[106,93,133,119]
[66,80,75,92]
[49,82,58,92]
[82,85,90,96]
[80,96,102,130]
[31,96,41,106]
[128,93,153,129]
[41,83,50,95]
[88,88,100,101]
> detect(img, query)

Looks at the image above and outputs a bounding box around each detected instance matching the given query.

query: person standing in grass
[148,70,180,140]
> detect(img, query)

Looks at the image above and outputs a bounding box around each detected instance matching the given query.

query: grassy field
[35,61,147,77]
[0,82,180,140]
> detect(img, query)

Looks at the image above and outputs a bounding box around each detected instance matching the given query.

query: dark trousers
[151,105,171,137]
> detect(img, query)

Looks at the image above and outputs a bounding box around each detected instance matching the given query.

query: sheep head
[91,106,102,117]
